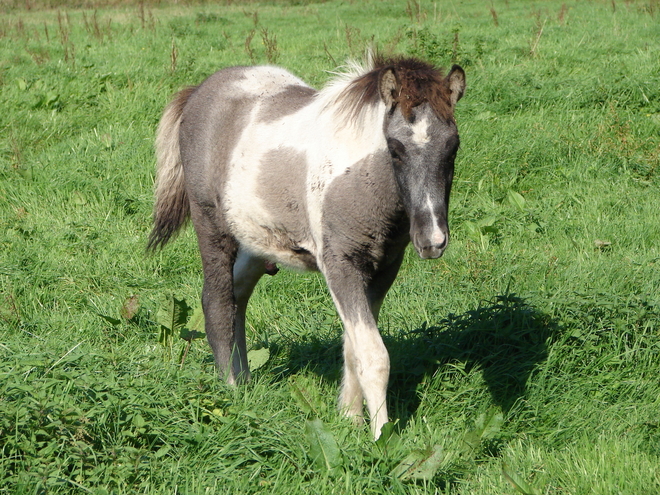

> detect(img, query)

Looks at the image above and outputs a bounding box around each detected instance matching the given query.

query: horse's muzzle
[412,229,449,259]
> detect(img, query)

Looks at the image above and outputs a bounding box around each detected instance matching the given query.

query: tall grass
[1,0,659,493]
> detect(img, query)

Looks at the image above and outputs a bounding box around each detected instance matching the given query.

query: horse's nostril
[412,229,449,259]
[417,241,447,259]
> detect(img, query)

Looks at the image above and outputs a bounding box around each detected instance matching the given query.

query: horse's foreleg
[344,312,390,440]
[366,250,406,324]
[324,265,390,440]
[340,333,364,423]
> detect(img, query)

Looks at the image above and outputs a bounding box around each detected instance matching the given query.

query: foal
[149,57,465,439]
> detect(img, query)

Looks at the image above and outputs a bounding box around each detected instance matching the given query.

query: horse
[148,56,465,439]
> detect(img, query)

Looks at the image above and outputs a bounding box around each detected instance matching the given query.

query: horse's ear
[378,68,398,109]
[447,65,466,107]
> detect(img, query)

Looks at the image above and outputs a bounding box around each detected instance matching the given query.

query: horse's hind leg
[232,246,267,382]
[189,204,246,384]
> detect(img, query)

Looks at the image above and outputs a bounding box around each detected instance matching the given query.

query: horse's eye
[387,138,406,161]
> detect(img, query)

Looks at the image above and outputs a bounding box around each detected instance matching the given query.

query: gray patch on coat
[321,151,410,321]
[178,66,254,219]
[256,85,317,123]
[256,147,317,270]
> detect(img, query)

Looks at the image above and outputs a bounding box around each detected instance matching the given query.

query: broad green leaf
[187,305,205,333]
[305,418,342,473]
[17,167,33,180]
[71,191,87,205]
[480,407,504,440]
[391,453,419,479]
[288,375,320,416]
[463,220,480,237]
[502,462,542,495]
[475,110,496,121]
[375,422,400,452]
[158,325,171,347]
[132,414,146,428]
[179,328,205,341]
[180,305,206,344]
[241,410,259,420]
[463,407,504,451]
[507,190,526,211]
[156,294,175,336]
[477,215,499,229]
[247,347,270,372]
[391,444,444,480]
[156,294,191,331]
[154,445,171,458]
[156,294,191,346]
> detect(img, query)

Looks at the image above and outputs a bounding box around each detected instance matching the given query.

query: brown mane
[337,56,455,123]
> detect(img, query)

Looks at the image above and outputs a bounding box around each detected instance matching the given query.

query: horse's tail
[148,86,197,251]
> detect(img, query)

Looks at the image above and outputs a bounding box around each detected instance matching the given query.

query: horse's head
[380,63,465,259]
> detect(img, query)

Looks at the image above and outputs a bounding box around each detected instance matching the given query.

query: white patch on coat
[411,116,430,145]
[234,66,307,98]
[426,193,446,246]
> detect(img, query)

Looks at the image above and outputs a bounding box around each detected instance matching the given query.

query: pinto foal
[149,57,465,439]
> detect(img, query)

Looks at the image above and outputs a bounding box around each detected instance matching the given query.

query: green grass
[1,0,660,493]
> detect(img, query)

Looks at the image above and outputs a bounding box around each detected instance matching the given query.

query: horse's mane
[318,55,454,125]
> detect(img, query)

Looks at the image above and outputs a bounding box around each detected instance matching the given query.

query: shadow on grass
[285,293,557,426]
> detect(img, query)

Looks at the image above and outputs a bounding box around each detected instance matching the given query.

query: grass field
[1,0,660,493]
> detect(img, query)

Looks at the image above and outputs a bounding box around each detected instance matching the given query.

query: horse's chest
[320,152,406,263]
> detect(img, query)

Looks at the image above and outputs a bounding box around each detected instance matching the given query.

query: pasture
[1,0,659,493]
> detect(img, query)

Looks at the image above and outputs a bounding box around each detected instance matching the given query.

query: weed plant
[1,0,660,493]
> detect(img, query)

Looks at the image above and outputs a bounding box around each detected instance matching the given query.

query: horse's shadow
[284,293,557,425]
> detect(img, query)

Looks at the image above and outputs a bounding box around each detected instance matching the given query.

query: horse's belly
[224,146,318,271]
[228,215,318,271]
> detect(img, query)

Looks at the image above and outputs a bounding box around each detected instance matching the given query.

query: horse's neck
[312,100,389,171]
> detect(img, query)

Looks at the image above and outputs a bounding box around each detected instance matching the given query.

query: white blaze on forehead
[426,194,446,246]
[411,116,430,145]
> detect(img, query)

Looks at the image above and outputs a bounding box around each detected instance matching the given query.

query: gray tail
[147,86,196,251]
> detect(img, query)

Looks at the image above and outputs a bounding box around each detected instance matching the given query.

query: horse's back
[178,66,319,269]
[178,65,313,173]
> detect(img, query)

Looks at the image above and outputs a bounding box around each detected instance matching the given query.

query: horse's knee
[356,341,390,382]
